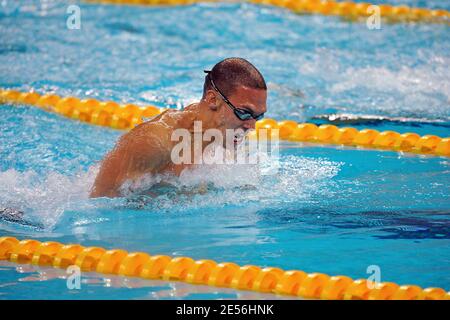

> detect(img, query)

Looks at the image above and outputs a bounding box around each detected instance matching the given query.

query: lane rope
[83,0,450,24]
[1,89,449,157]
[1,236,448,300]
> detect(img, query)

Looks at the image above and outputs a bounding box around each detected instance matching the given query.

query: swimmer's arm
[90,126,170,198]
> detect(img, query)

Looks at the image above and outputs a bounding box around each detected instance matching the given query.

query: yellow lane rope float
[1,237,449,300]
[1,89,449,157]
[83,0,450,24]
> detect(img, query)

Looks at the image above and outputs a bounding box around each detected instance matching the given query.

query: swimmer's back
[90,108,194,198]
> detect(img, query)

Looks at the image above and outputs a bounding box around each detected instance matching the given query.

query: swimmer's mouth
[234,133,245,144]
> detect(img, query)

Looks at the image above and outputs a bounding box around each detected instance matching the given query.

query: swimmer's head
[201,58,267,146]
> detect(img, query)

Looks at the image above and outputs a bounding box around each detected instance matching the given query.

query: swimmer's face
[213,86,267,147]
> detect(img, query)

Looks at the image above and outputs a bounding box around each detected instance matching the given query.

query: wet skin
[90,86,267,198]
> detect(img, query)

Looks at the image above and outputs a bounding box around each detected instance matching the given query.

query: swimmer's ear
[204,90,220,111]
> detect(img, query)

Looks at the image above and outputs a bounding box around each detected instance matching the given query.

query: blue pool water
[0,1,449,299]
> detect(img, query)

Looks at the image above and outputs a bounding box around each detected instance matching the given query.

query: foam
[0,153,342,229]
[120,154,342,212]
[0,166,99,229]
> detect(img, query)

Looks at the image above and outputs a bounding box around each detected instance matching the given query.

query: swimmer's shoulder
[122,108,193,152]
[128,109,174,136]
[132,107,196,133]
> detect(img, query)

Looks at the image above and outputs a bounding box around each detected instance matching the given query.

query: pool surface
[0,1,449,299]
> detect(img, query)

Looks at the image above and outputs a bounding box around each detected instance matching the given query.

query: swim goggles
[204,70,265,121]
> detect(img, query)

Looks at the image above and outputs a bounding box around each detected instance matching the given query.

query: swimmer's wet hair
[203,57,267,98]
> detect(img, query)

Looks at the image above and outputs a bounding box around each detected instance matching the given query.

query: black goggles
[204,70,265,121]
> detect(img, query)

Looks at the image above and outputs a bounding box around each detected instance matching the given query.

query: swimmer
[90,58,267,198]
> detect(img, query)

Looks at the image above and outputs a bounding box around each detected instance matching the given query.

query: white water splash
[0,166,98,229]
[119,154,343,211]
[0,152,343,229]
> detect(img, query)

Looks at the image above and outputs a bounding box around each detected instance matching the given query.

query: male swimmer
[90,58,267,198]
